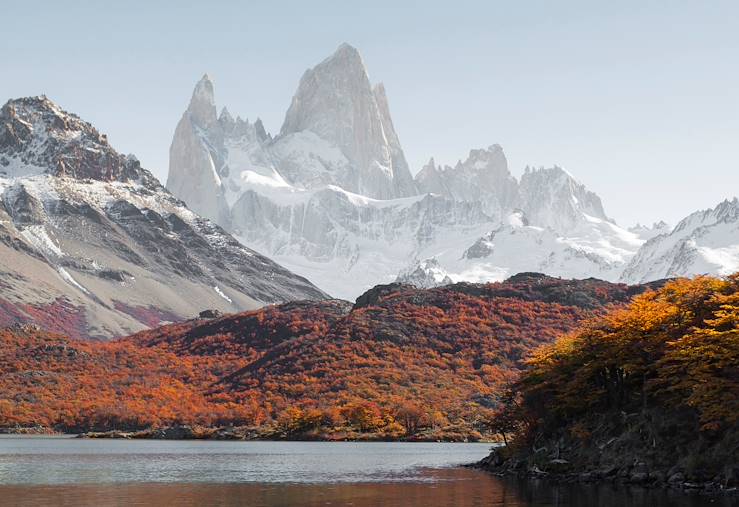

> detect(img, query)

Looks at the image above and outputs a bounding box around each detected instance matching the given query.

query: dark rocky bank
[471,444,739,496]
[75,425,486,442]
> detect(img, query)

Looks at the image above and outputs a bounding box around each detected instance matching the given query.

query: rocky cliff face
[415,145,518,220]
[518,165,611,233]
[166,75,231,226]
[372,82,417,198]
[0,96,327,339]
[0,96,156,185]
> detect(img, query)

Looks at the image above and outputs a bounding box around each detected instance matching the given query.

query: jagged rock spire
[219,106,234,124]
[167,75,230,226]
[279,43,416,199]
[188,74,217,128]
[415,145,517,220]
[254,118,268,141]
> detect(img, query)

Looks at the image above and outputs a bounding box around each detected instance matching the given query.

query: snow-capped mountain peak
[415,144,517,220]
[188,74,217,128]
[0,95,327,338]
[673,197,739,233]
[0,96,155,185]
[167,75,231,225]
[166,43,717,300]
[277,43,416,199]
[396,258,453,289]
[519,165,611,233]
[628,220,671,241]
[622,197,739,283]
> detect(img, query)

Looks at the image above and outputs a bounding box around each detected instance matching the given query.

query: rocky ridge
[0,95,327,338]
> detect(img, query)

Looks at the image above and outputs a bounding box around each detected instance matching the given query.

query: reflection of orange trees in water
[1,467,696,506]
[0,468,540,507]
[0,275,653,437]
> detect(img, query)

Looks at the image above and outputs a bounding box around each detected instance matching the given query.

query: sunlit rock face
[518,165,611,234]
[167,74,231,226]
[415,145,518,221]
[280,43,417,199]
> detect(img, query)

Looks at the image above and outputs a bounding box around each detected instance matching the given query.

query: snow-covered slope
[622,199,739,283]
[397,209,642,287]
[167,43,654,299]
[229,185,494,299]
[0,96,326,338]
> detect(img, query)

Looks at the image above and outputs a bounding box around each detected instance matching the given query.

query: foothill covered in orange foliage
[0,273,662,440]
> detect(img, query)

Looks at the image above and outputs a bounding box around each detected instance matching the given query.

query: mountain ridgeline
[166,43,739,300]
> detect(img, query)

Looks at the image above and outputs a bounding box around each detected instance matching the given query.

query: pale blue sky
[3,0,738,226]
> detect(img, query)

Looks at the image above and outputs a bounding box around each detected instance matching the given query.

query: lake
[0,437,728,506]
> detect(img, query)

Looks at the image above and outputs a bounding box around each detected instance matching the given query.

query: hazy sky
[3,0,738,226]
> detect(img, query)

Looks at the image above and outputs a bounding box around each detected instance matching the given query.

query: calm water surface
[0,437,728,506]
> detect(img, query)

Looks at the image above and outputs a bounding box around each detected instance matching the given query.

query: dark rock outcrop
[353,282,410,309]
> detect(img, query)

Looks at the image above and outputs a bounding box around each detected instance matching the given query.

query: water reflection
[1,470,729,507]
[0,438,729,507]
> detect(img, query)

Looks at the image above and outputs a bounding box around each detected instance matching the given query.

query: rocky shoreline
[68,425,486,442]
[470,446,738,496]
[0,426,55,435]
[77,426,259,440]
[2,423,489,442]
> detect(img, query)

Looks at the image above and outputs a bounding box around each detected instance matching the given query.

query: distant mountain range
[166,43,739,299]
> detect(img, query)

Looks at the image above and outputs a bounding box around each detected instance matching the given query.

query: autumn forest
[0,273,662,440]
